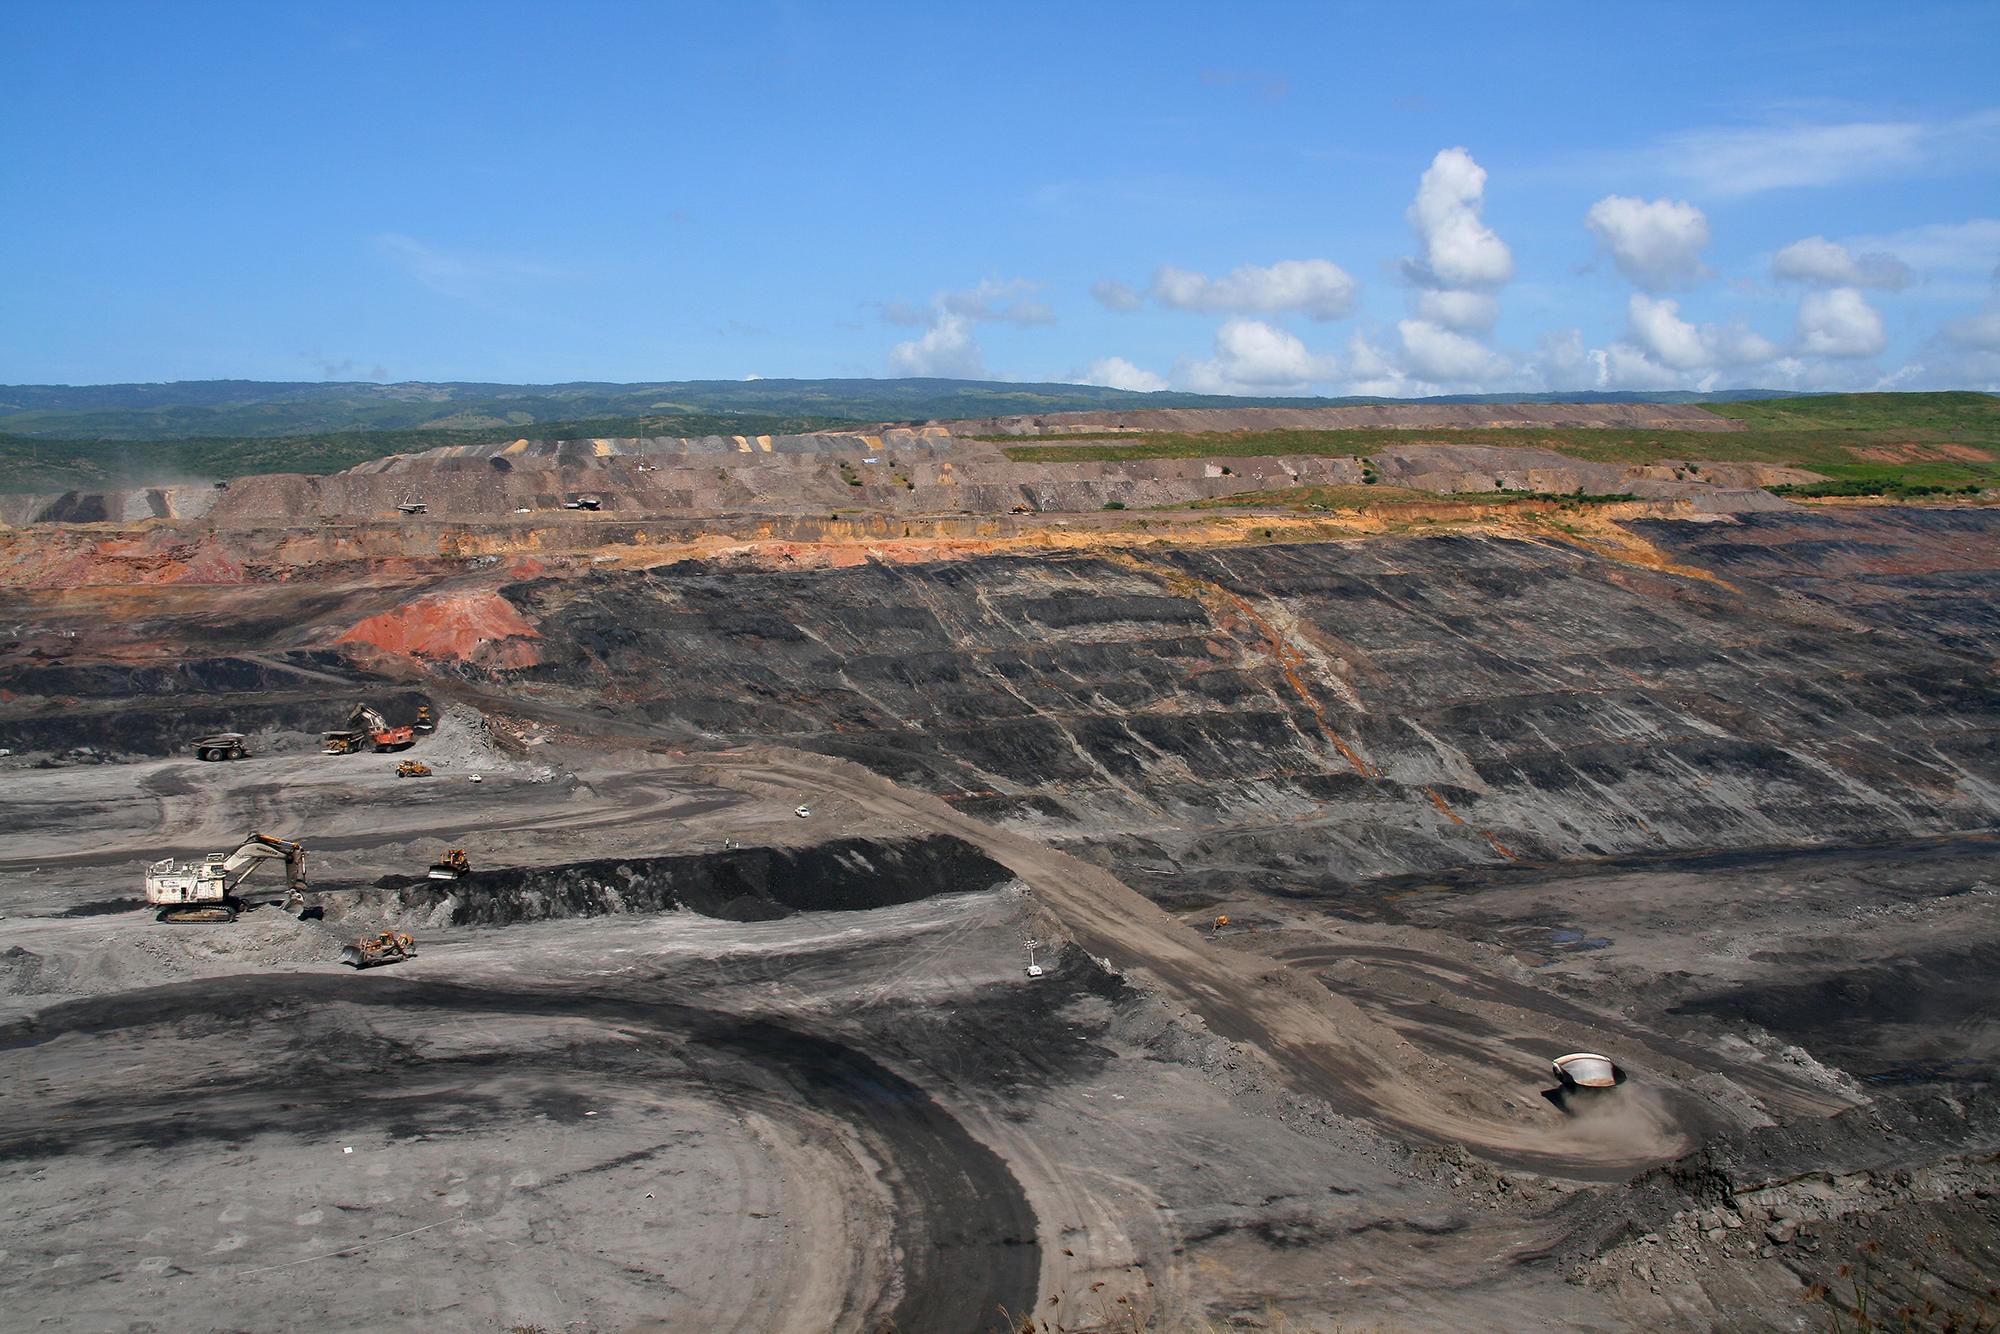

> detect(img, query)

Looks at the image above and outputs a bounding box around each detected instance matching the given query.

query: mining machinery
[191,732,249,762]
[144,832,308,924]
[341,930,418,968]
[428,848,471,881]
[323,703,415,755]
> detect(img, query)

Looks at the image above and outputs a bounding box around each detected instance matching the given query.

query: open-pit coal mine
[1,406,1996,1332]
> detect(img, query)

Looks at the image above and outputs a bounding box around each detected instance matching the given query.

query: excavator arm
[218,833,309,893]
[346,703,391,734]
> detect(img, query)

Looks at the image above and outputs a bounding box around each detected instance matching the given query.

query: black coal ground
[3,507,1999,1330]
[354,833,1017,926]
[0,972,1041,1334]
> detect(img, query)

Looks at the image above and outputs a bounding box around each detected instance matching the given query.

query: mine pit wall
[3,414,1804,528]
[0,652,429,757]
[488,516,2000,896]
[335,835,1014,929]
[0,509,1241,587]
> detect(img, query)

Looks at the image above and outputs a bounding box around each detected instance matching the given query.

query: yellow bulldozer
[395,760,432,778]
[341,931,417,968]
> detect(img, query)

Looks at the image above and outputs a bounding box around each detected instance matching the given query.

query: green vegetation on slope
[1706,389,2000,433]
[1001,393,2000,495]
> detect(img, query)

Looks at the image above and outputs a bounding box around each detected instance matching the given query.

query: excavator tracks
[155,904,238,924]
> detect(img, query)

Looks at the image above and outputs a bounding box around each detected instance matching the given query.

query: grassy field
[999,392,2000,494]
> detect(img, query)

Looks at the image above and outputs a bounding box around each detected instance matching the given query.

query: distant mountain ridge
[0,377,1807,442]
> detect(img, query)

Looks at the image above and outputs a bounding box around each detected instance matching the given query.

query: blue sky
[4,1,1998,393]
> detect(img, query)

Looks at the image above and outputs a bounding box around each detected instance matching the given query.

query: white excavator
[144,832,308,924]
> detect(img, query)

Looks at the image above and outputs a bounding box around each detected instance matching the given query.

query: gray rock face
[501,508,2000,891]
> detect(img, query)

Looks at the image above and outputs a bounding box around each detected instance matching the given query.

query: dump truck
[192,732,249,762]
[1551,1052,1624,1090]
[144,832,307,923]
[324,703,415,755]
[341,931,417,968]
[428,847,471,881]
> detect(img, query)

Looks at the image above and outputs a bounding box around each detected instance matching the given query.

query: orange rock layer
[336,590,542,667]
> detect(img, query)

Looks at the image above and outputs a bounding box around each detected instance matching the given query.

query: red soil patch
[1852,442,1993,463]
[337,590,541,667]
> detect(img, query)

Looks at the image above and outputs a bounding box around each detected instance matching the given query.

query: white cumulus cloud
[1078,356,1168,392]
[1589,342,1691,392]
[1340,333,1423,397]
[888,312,984,378]
[1929,274,2000,388]
[1177,319,1339,393]
[1626,294,1709,369]
[1367,147,1516,390]
[1397,319,1508,383]
[1584,196,1710,291]
[1942,304,2000,350]
[882,276,1054,377]
[1772,236,1913,289]
[1796,287,1888,358]
[1403,147,1513,290]
[1575,296,1782,391]
[1149,258,1360,320]
[1413,288,1499,333]
[935,277,1054,326]
[1844,218,2000,277]
[1090,279,1145,312]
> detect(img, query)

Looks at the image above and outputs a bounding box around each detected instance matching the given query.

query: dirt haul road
[691,745,1858,1180]
[0,971,1037,1334]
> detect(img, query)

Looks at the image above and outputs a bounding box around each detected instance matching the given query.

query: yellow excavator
[144,832,308,924]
